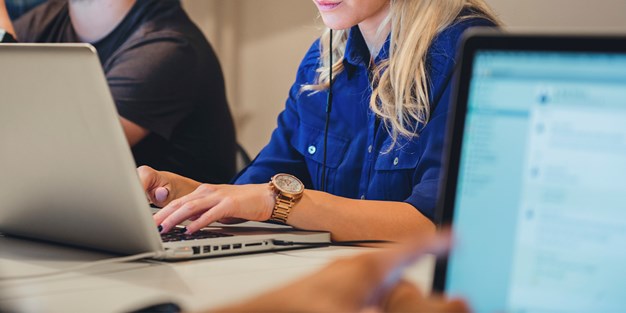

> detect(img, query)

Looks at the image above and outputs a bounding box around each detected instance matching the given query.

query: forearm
[288,190,436,242]
[0,0,15,37]
[152,178,434,239]
[120,117,149,147]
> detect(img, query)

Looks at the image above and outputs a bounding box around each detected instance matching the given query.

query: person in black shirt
[1,0,236,183]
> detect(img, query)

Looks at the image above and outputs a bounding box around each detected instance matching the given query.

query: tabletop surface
[0,233,435,313]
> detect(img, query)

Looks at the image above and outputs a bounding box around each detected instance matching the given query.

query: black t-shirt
[14,0,237,183]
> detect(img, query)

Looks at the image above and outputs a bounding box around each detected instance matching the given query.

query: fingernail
[157,225,163,233]
[155,188,169,203]
[429,236,452,256]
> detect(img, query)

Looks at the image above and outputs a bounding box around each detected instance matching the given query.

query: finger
[137,166,156,189]
[137,166,159,200]
[185,201,232,233]
[395,229,453,266]
[369,231,452,284]
[154,187,170,205]
[218,217,247,224]
[382,280,426,313]
[188,214,202,221]
[153,194,203,230]
[153,185,214,226]
[442,298,470,313]
[137,166,175,208]
[160,196,221,233]
[413,296,470,313]
[153,197,185,227]
[354,232,453,307]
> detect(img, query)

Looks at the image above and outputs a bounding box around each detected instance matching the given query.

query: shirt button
[308,145,317,155]
[393,157,399,166]
[360,195,365,200]
[368,145,373,153]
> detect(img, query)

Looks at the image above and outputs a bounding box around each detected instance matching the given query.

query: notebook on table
[433,31,626,312]
[0,44,329,260]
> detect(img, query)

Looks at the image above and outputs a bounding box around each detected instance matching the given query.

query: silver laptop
[0,44,329,260]
[434,31,626,312]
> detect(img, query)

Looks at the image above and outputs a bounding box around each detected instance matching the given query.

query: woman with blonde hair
[139,0,501,241]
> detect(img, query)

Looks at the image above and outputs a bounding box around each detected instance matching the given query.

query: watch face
[274,174,304,194]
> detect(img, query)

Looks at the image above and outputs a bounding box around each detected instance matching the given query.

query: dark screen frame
[432,29,626,293]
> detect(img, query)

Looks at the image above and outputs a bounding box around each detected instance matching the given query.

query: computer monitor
[434,32,626,313]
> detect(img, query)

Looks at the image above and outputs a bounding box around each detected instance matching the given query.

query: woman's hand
[153,183,277,234]
[137,166,202,208]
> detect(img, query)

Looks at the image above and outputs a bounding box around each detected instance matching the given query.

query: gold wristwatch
[269,173,305,224]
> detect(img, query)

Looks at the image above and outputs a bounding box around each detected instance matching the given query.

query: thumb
[154,187,170,205]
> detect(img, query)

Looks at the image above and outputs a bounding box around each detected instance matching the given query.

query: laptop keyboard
[160,227,233,243]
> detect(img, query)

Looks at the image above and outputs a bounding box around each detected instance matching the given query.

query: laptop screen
[445,50,626,312]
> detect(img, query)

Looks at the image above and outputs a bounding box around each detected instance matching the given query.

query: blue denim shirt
[235,18,494,221]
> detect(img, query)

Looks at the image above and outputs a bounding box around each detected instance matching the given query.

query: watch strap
[268,176,303,224]
[270,193,295,224]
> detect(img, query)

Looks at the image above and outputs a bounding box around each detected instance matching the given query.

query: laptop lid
[0,44,165,255]
[0,44,330,260]
[433,31,626,312]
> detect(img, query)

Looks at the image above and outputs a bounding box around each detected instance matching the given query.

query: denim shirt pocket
[373,144,420,200]
[294,123,350,191]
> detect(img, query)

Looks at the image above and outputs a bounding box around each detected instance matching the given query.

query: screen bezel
[432,30,626,293]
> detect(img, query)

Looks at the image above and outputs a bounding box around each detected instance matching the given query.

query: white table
[0,234,435,313]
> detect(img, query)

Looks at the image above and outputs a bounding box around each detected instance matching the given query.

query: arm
[140,163,435,241]
[106,35,204,147]
[120,117,149,146]
[151,181,434,242]
[288,190,435,241]
[0,0,15,37]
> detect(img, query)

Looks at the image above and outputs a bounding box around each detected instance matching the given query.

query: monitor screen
[446,50,626,313]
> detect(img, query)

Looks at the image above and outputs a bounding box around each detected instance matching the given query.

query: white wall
[490,0,626,30]
[181,0,626,156]
[182,0,320,156]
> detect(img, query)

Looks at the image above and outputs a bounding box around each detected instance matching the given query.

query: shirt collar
[344,26,391,67]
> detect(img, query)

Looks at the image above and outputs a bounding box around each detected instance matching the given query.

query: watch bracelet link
[270,193,295,224]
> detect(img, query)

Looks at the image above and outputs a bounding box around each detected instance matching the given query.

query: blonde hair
[303,0,501,149]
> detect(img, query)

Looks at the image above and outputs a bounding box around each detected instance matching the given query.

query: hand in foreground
[209,231,469,313]
[137,166,202,207]
[152,182,276,234]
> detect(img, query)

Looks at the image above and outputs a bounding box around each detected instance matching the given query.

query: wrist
[268,174,305,224]
[263,183,277,221]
